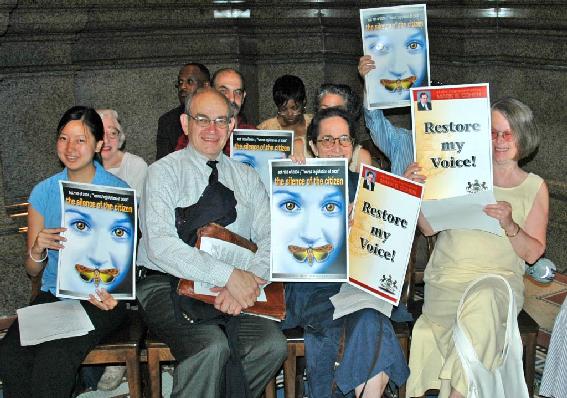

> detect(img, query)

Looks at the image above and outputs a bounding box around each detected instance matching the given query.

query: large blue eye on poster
[57,181,137,300]
[360,4,430,110]
[269,158,348,282]
[231,129,293,190]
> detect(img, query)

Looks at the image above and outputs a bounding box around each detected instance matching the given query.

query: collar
[185,145,224,165]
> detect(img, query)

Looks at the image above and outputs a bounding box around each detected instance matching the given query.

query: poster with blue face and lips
[360,4,430,110]
[269,158,349,282]
[231,129,293,190]
[57,182,137,300]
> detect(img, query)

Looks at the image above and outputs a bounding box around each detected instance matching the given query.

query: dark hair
[315,83,361,119]
[272,75,306,109]
[57,106,104,163]
[307,107,357,145]
[491,97,539,160]
[181,63,211,83]
[212,68,246,91]
[57,106,104,142]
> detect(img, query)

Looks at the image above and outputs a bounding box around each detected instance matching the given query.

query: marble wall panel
[1,0,566,315]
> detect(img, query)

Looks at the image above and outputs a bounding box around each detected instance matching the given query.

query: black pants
[137,274,288,398]
[0,291,126,398]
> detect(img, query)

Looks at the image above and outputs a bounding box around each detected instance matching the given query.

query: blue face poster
[57,181,137,300]
[231,129,293,189]
[269,158,348,282]
[360,4,431,109]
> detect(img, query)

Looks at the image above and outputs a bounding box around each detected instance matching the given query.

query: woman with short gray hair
[97,109,148,198]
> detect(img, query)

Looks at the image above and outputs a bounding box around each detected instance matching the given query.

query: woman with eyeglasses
[281,108,409,398]
[315,83,373,173]
[98,109,148,199]
[405,97,548,398]
[258,74,314,157]
[0,106,129,398]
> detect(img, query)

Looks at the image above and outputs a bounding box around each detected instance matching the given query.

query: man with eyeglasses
[138,88,287,397]
[155,63,210,160]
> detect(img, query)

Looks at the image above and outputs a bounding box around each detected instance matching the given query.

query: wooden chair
[144,333,277,398]
[408,234,539,398]
[81,308,145,398]
[281,327,305,398]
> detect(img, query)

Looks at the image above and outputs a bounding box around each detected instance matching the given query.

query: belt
[138,267,168,279]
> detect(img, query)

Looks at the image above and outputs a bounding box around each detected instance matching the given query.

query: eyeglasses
[188,114,231,129]
[491,130,514,142]
[218,87,244,98]
[277,106,305,116]
[175,78,199,89]
[105,129,119,140]
[317,135,354,148]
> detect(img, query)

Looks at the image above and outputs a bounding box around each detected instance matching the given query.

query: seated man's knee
[197,335,230,365]
[260,326,288,363]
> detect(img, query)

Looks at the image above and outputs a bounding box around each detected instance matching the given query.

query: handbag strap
[453,274,515,364]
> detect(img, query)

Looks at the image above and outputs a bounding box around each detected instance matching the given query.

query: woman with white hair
[97,109,148,197]
[94,109,147,390]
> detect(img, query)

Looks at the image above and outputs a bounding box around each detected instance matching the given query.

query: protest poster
[270,158,349,282]
[231,129,293,189]
[57,181,137,300]
[411,83,501,234]
[360,4,430,110]
[348,165,422,306]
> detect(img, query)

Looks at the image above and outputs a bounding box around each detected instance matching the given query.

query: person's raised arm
[358,55,413,176]
[484,181,548,264]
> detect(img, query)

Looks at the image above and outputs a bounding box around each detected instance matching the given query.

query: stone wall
[1,0,566,315]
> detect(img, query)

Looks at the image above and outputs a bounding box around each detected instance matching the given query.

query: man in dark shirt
[155,63,210,160]
[176,67,256,154]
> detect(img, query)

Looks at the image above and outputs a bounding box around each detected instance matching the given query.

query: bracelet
[29,249,47,263]
[505,223,521,238]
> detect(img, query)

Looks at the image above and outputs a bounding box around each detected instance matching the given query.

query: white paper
[17,300,94,346]
[200,236,255,270]
[330,283,393,320]
[421,190,503,235]
[196,237,267,302]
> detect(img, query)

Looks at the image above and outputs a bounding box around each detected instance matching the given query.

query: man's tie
[207,160,218,185]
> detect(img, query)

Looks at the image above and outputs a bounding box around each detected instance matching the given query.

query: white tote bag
[452,274,529,398]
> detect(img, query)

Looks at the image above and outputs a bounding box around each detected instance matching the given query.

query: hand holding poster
[348,165,422,306]
[360,4,430,110]
[57,182,137,300]
[231,129,293,189]
[270,159,348,282]
[410,84,501,234]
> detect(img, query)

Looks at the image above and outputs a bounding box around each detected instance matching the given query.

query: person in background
[258,74,313,157]
[175,67,255,154]
[0,106,128,398]
[98,109,148,197]
[156,63,210,160]
[315,83,373,172]
[94,108,148,391]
